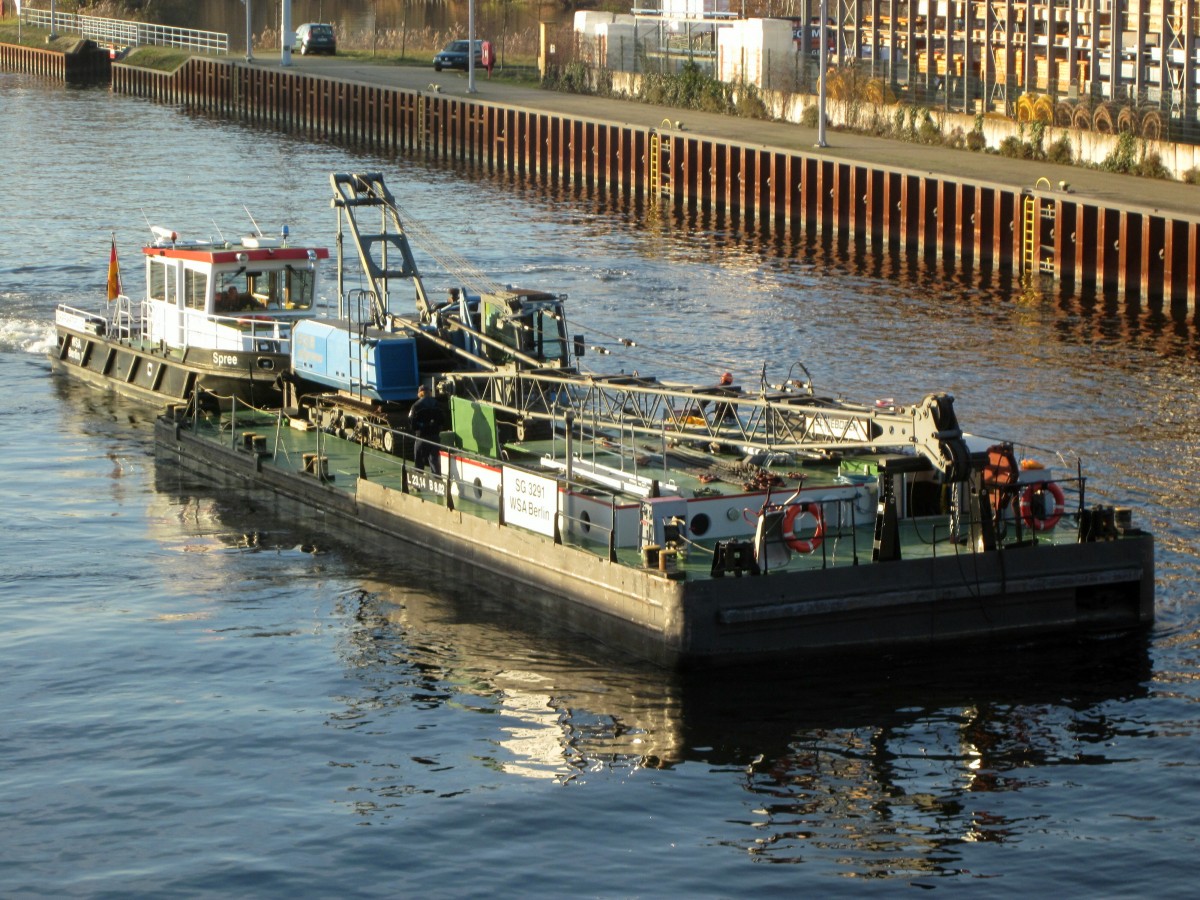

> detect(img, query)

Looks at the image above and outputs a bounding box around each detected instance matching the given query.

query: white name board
[503,468,558,537]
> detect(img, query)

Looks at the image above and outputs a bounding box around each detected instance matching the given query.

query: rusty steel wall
[40,56,1200,314]
[0,41,109,83]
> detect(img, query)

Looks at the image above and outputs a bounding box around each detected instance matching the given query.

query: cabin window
[279,266,315,311]
[482,301,517,364]
[184,268,208,311]
[214,271,254,313]
[534,309,567,364]
[216,268,316,311]
[148,259,178,305]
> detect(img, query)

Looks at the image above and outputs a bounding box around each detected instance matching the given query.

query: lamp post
[467,0,477,93]
[242,0,253,62]
[281,0,292,66]
[816,0,828,148]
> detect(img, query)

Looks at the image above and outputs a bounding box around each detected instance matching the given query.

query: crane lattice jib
[445,369,971,482]
[330,173,431,325]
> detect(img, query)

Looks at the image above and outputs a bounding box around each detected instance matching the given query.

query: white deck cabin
[127,228,331,354]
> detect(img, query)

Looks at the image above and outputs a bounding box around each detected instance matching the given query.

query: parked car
[295,23,336,56]
[433,40,483,72]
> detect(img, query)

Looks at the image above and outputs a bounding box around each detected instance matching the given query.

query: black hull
[52,325,287,410]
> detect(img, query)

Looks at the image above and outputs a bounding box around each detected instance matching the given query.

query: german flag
[106,235,121,300]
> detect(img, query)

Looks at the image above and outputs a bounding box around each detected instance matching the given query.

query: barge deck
[155,403,1154,666]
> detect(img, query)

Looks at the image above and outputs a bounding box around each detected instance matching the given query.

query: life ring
[781,502,824,553]
[1019,481,1065,532]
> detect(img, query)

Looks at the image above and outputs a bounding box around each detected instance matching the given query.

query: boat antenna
[139,207,154,238]
[211,219,227,243]
[243,205,264,237]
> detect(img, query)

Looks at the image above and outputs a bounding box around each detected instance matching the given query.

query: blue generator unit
[291,319,421,401]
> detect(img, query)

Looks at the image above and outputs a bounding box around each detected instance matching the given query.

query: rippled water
[1,72,1198,896]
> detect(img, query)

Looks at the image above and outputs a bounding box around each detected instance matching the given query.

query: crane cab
[480,290,570,368]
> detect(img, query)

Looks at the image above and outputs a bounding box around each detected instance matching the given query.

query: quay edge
[1,40,1197,309]
[92,54,1200,314]
[154,415,1155,667]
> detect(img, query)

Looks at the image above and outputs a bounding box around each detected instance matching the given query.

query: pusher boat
[52,226,330,408]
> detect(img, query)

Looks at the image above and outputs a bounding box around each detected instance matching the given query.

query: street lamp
[467,0,477,93]
[817,0,828,148]
[242,0,253,62]
[281,0,292,66]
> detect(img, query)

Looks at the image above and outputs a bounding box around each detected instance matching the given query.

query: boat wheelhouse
[52,228,330,408]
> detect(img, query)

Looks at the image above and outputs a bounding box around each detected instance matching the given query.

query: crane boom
[442,370,973,482]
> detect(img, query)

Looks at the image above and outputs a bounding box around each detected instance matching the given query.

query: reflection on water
[502,171,1200,365]
[327,568,1154,878]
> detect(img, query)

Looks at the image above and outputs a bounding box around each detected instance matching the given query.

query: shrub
[917,116,942,144]
[1029,120,1046,157]
[1101,131,1138,173]
[734,82,769,119]
[965,114,987,151]
[544,61,593,94]
[1184,168,1200,185]
[1046,133,1074,165]
[1136,152,1170,179]
[998,134,1028,158]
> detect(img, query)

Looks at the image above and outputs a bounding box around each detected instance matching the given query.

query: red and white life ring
[781,502,824,553]
[1019,481,1065,532]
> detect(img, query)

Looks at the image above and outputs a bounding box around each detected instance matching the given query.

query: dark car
[433,40,483,72]
[295,23,336,56]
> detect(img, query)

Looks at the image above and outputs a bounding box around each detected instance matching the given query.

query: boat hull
[52,324,287,410]
[155,416,1155,666]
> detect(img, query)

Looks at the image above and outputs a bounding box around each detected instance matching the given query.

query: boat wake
[0,318,55,355]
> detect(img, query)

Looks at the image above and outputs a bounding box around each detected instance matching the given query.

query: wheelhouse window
[533,308,567,364]
[212,265,317,313]
[184,268,208,311]
[278,266,315,310]
[148,258,176,304]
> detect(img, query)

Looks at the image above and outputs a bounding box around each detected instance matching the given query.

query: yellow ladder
[649,132,661,199]
[1021,194,1037,275]
[417,94,426,149]
[650,119,674,201]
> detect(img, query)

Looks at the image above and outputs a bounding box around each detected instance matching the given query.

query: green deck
[192,406,1085,584]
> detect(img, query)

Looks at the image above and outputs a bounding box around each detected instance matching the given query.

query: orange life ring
[781,502,824,553]
[1019,481,1065,532]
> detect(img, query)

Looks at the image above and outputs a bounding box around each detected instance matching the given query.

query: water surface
[1,73,1198,897]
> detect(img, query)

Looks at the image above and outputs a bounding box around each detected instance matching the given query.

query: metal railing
[20,7,228,55]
